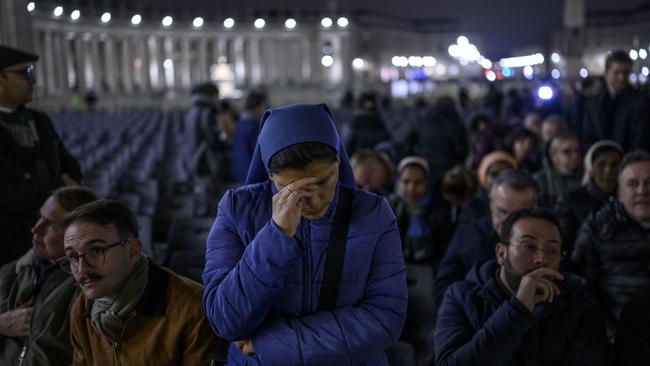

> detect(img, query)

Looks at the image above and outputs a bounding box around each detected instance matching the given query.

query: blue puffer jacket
[435,260,609,366]
[203,181,408,365]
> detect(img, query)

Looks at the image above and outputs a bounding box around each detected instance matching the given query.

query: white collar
[0,105,14,113]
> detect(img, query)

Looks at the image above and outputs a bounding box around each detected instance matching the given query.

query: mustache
[77,273,104,284]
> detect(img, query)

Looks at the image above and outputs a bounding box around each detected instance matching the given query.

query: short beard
[502,256,522,291]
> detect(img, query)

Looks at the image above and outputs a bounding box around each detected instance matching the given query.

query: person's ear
[129,239,143,258]
[496,242,507,266]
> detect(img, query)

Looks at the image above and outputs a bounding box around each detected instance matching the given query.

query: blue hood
[244,103,355,186]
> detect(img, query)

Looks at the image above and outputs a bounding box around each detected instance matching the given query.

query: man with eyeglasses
[0,186,98,366]
[435,207,609,365]
[0,45,82,266]
[573,150,650,339]
[435,169,538,307]
[61,199,225,365]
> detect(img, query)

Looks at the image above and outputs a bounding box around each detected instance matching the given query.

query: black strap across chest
[317,185,353,312]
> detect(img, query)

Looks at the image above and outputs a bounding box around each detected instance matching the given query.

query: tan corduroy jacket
[70,261,227,366]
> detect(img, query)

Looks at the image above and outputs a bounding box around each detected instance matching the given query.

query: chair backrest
[136,215,154,258]
[167,216,215,253]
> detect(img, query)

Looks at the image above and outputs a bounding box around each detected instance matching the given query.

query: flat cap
[0,45,39,71]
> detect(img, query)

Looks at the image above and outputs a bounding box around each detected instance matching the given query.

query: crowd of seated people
[3,42,650,366]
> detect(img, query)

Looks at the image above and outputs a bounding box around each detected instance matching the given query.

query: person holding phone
[434,207,608,366]
[202,103,407,365]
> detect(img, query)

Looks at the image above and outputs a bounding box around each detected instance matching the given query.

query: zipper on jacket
[17,345,27,366]
[110,313,134,366]
[18,264,39,365]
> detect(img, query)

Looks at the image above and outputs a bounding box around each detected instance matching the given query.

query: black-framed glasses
[56,238,132,273]
[2,64,35,80]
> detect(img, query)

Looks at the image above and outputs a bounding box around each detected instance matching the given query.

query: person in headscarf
[460,151,518,224]
[554,140,623,260]
[388,157,438,266]
[202,103,407,365]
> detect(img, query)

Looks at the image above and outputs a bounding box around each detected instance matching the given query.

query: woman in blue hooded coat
[202,103,407,365]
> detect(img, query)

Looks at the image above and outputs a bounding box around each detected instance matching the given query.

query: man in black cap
[0,45,82,266]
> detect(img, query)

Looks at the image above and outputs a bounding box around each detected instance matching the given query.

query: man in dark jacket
[572,150,650,338]
[435,208,609,366]
[0,186,97,366]
[434,169,537,306]
[343,91,391,157]
[231,90,267,182]
[0,45,82,266]
[614,286,650,366]
[582,50,650,152]
[408,96,468,181]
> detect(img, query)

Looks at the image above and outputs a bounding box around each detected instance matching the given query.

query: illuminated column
[233,36,246,86]
[301,38,312,84]
[180,37,191,88]
[120,37,134,94]
[104,38,119,93]
[73,36,87,92]
[0,0,34,49]
[89,36,102,92]
[249,37,262,85]
[562,0,585,80]
[53,32,67,94]
[63,34,76,90]
[43,30,57,95]
[147,36,161,90]
[197,38,208,82]
[217,37,227,61]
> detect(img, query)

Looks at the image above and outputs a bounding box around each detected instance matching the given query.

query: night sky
[66,0,649,59]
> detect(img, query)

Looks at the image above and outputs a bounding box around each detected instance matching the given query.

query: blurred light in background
[408,56,423,67]
[101,12,111,23]
[551,69,561,79]
[321,17,333,28]
[523,65,534,79]
[27,2,35,12]
[422,56,437,67]
[70,9,80,21]
[193,17,204,28]
[485,70,496,81]
[551,53,560,63]
[254,18,265,29]
[285,18,297,29]
[131,14,142,25]
[53,6,64,17]
[223,18,235,28]
[352,58,365,70]
[337,17,349,27]
[538,86,554,100]
[499,53,544,68]
[629,49,638,61]
[579,68,589,78]
[162,16,173,27]
[321,55,334,67]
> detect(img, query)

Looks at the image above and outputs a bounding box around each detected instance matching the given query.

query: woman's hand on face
[272,177,317,237]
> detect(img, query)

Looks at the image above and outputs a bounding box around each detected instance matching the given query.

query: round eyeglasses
[56,238,132,273]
